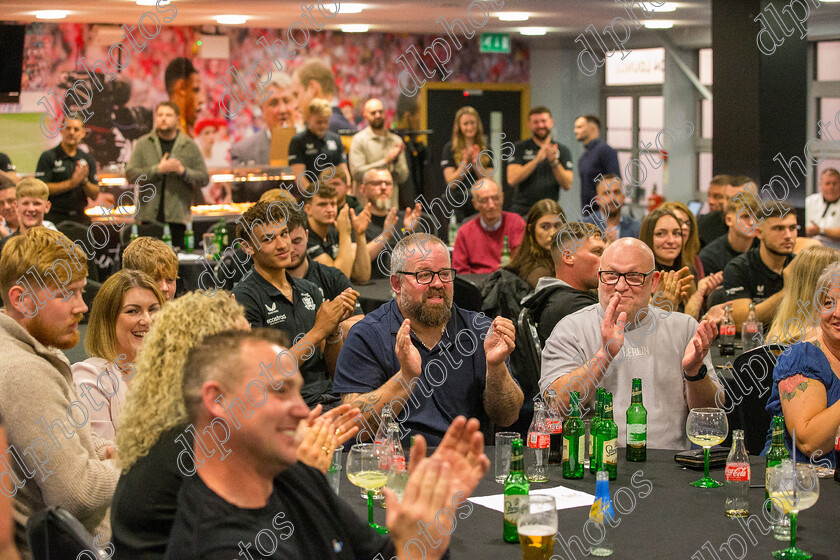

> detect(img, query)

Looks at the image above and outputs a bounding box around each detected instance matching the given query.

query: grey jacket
[126,131,209,224]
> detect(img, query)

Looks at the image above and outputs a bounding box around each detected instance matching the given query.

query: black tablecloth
[338,448,838,559]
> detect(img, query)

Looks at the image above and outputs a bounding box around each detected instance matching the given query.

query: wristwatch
[683,364,707,382]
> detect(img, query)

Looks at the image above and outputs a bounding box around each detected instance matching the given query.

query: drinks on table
[500,235,511,266]
[719,304,736,356]
[686,408,729,488]
[766,415,789,510]
[625,378,647,462]
[594,392,618,481]
[516,495,557,560]
[544,388,564,465]
[346,443,390,534]
[589,388,605,474]
[741,301,763,351]
[766,460,820,560]
[589,470,615,557]
[526,401,550,482]
[725,429,750,518]
[503,438,529,543]
[563,391,585,480]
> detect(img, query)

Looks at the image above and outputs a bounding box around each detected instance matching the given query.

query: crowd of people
[2,54,840,560]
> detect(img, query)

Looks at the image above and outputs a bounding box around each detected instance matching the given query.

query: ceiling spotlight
[498,13,529,21]
[215,15,248,25]
[644,20,674,29]
[34,10,69,19]
[341,24,370,33]
[341,4,365,13]
[519,27,547,36]
[136,0,170,5]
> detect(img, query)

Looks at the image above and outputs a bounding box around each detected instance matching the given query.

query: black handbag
[26,506,110,560]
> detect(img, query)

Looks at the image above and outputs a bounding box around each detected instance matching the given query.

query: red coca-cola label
[545,419,563,434]
[835,436,840,451]
[745,324,759,333]
[725,463,750,481]
[528,432,550,449]
[720,325,736,336]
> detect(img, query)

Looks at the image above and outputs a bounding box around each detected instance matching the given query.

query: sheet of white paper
[467,485,595,513]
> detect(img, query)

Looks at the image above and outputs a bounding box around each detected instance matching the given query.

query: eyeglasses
[397,268,456,284]
[598,270,655,286]
[365,180,393,186]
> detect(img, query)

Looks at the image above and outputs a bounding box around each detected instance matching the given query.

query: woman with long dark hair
[505,198,565,288]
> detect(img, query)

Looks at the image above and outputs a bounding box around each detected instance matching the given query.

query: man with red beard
[0,228,119,556]
[334,234,523,445]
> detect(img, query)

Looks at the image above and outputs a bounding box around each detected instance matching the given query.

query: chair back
[453,275,483,312]
[721,344,786,455]
[27,507,110,560]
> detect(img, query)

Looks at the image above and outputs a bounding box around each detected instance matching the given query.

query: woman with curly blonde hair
[767,245,840,345]
[442,106,495,222]
[112,292,360,557]
[504,198,565,288]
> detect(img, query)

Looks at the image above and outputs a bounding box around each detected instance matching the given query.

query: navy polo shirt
[333,299,513,446]
[288,129,347,175]
[34,144,98,219]
[303,256,362,316]
[232,268,331,405]
[578,139,620,208]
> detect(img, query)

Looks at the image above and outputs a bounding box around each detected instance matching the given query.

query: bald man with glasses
[540,237,721,450]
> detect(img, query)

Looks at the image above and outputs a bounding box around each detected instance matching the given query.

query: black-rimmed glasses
[598,270,655,286]
[397,268,456,284]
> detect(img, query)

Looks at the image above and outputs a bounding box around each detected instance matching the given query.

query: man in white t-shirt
[540,238,722,449]
[805,168,840,249]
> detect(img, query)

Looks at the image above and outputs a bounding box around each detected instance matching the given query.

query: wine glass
[686,407,728,487]
[346,443,389,534]
[767,461,820,559]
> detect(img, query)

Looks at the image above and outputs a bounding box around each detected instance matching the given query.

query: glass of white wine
[767,460,820,559]
[346,443,389,534]
[686,407,728,488]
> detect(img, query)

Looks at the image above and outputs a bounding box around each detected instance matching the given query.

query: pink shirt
[452,212,526,274]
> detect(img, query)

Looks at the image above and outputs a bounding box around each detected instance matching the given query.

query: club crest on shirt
[301,293,316,311]
[265,302,278,314]
[326,139,338,151]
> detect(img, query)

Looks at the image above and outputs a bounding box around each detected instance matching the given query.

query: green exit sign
[480,33,510,54]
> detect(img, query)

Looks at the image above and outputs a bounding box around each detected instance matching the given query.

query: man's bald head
[363,98,385,130]
[602,238,655,271]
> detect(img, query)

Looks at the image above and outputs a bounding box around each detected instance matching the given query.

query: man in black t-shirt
[698,197,758,276]
[167,329,489,560]
[289,98,350,195]
[507,107,574,216]
[522,222,603,345]
[232,201,359,407]
[711,201,797,330]
[34,116,99,225]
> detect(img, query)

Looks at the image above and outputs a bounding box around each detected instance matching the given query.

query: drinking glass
[517,495,557,560]
[767,461,820,559]
[495,431,518,483]
[202,233,218,259]
[326,445,343,495]
[346,443,389,534]
[686,407,728,488]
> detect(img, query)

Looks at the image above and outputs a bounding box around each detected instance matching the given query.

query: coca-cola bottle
[834,424,840,484]
[525,401,550,482]
[741,301,763,351]
[725,429,750,517]
[544,390,564,465]
[719,304,736,356]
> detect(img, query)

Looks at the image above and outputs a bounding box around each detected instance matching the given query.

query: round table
[338,447,838,559]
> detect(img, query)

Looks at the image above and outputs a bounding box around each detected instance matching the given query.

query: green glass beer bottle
[595,392,618,480]
[589,388,604,474]
[500,235,511,267]
[765,415,789,510]
[626,378,647,462]
[563,391,585,479]
[503,438,529,543]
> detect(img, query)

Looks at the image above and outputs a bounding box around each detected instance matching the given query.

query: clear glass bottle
[741,301,763,351]
[500,235,511,266]
[725,429,750,518]
[526,401,550,482]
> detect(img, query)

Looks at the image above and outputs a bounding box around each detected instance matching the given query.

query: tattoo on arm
[779,374,810,402]
[343,390,383,411]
